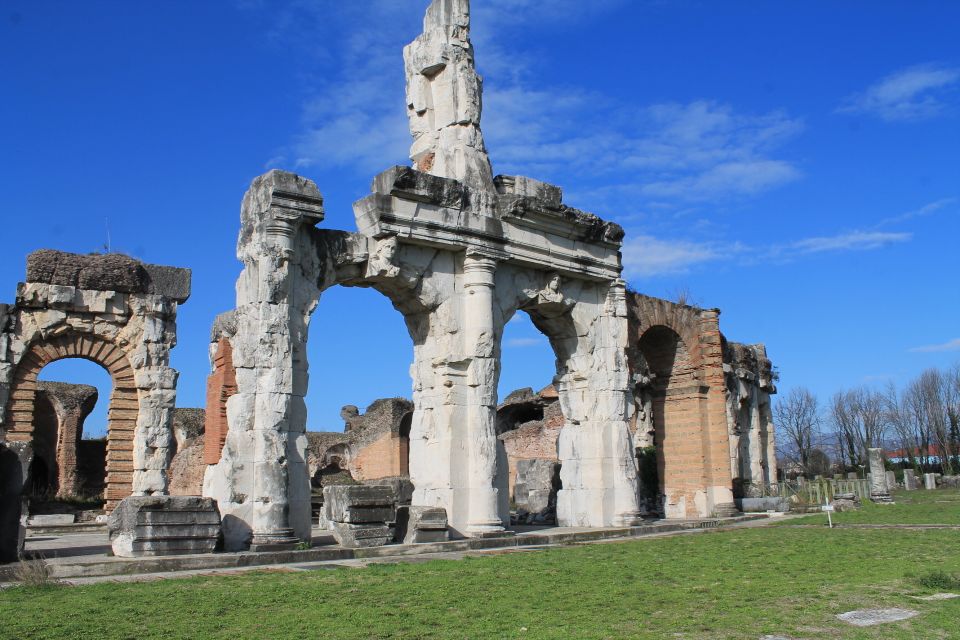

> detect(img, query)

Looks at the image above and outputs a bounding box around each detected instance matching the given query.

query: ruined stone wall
[203,313,237,465]
[497,386,563,498]
[627,294,735,519]
[723,341,778,488]
[0,251,189,511]
[306,398,413,485]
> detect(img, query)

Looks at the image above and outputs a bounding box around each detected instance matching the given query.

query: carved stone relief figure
[367,236,401,278]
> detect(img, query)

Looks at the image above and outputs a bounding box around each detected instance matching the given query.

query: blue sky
[2,1,958,437]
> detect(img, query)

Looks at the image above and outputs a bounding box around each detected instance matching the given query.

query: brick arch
[4,333,138,510]
[628,296,705,367]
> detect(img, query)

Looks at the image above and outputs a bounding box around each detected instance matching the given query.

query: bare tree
[774,387,821,476]
[910,368,959,474]
[830,387,888,468]
[885,382,922,470]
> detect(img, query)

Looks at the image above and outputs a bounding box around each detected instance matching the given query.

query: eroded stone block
[108,496,221,558]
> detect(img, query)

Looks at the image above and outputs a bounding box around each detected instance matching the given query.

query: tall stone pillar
[698,309,737,516]
[556,279,642,527]
[462,253,506,536]
[204,170,323,550]
[407,253,506,537]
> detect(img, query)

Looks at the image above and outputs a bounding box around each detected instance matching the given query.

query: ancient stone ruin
[0,0,780,561]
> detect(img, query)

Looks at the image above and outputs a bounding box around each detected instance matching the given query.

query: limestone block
[903,469,917,490]
[366,477,415,505]
[396,505,449,544]
[867,448,892,502]
[330,522,392,548]
[885,470,897,489]
[108,496,221,558]
[513,459,560,524]
[323,485,397,524]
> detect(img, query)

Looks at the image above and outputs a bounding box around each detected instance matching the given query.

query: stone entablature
[0,251,190,511]
[354,167,624,282]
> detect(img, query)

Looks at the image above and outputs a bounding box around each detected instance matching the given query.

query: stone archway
[628,293,736,519]
[0,250,190,519]
[5,334,138,510]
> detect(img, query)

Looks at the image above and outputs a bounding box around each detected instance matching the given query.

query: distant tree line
[774,363,960,478]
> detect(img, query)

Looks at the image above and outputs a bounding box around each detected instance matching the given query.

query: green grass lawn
[3,493,960,639]
[781,487,960,526]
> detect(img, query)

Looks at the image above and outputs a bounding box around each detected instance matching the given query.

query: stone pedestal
[885,470,897,490]
[396,506,449,544]
[324,485,396,548]
[867,448,893,503]
[108,496,221,558]
[924,473,937,490]
[903,469,916,490]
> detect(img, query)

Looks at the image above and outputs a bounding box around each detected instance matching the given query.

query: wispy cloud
[773,230,912,256]
[485,96,803,209]
[909,338,960,353]
[876,197,958,228]
[505,337,545,348]
[623,228,911,278]
[621,235,727,277]
[838,64,960,122]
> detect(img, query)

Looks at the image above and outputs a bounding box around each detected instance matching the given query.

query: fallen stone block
[830,492,861,512]
[396,506,449,544]
[365,477,414,505]
[331,522,392,548]
[323,485,397,524]
[108,496,221,558]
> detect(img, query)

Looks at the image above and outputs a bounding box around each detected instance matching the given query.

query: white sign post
[821,503,834,528]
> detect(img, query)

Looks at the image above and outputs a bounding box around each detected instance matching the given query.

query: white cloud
[621,235,726,278]
[506,337,545,348]
[623,228,911,278]
[839,64,960,121]
[876,197,958,228]
[777,230,912,255]
[909,338,960,354]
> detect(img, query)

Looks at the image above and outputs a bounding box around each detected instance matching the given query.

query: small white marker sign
[821,505,835,512]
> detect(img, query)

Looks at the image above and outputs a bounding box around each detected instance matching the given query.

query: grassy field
[2,491,960,639]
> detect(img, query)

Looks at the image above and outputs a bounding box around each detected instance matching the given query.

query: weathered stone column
[462,253,506,536]
[204,170,323,550]
[556,279,642,527]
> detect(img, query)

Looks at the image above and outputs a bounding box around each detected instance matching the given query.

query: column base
[712,502,740,518]
[249,528,300,552]
[615,511,644,527]
[464,521,511,539]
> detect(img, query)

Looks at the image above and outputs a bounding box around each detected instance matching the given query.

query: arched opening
[636,325,704,518]
[497,311,566,526]
[304,285,414,500]
[5,333,139,512]
[33,359,111,508]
